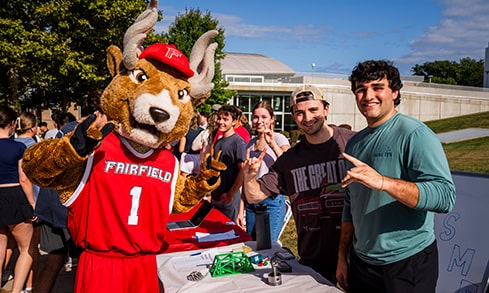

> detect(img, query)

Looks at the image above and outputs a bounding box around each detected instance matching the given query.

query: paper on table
[195,230,239,242]
[171,248,219,271]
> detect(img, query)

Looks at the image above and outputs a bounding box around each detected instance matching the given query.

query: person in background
[338,123,352,130]
[0,106,35,293]
[37,122,48,140]
[210,105,247,227]
[2,112,40,292]
[170,140,182,160]
[191,110,219,165]
[15,113,39,148]
[199,111,209,130]
[242,85,355,283]
[179,110,204,177]
[336,60,456,292]
[245,101,290,242]
[213,105,251,144]
[54,112,76,139]
[237,108,252,140]
[14,112,41,293]
[2,233,16,286]
[232,106,251,143]
[43,110,62,140]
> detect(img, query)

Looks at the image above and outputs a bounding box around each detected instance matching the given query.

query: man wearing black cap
[242,84,355,283]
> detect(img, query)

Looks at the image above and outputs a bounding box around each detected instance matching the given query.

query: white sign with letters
[435,171,489,293]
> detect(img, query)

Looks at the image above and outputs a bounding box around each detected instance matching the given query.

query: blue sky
[156,0,489,75]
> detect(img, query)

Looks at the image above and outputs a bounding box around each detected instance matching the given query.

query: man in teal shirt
[336,60,456,293]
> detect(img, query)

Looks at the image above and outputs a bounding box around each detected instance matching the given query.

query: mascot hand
[70,114,115,157]
[198,150,226,187]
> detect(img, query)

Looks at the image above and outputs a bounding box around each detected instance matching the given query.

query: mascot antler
[123,0,159,70]
[122,0,218,106]
[189,30,219,105]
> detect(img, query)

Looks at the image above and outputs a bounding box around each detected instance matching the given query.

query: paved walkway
[438,128,489,143]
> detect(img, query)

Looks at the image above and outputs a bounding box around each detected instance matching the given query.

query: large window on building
[234,93,297,133]
[236,95,250,113]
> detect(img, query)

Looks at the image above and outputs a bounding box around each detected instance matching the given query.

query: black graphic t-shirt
[258,126,355,281]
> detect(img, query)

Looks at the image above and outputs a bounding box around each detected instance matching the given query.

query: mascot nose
[149,107,170,123]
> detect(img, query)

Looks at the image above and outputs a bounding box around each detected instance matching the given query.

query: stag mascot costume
[22,0,225,291]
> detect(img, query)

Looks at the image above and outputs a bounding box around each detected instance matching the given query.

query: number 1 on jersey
[128,186,142,225]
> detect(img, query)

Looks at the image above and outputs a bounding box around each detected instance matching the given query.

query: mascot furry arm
[22,0,225,213]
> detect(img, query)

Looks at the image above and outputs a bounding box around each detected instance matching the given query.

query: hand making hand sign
[263,123,273,144]
[243,148,267,180]
[341,152,385,191]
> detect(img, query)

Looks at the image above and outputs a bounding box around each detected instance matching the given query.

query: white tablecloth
[157,241,342,293]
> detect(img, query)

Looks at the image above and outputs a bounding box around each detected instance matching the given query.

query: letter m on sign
[447,244,475,277]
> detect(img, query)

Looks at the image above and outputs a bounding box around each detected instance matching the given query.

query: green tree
[0,0,157,110]
[457,57,484,87]
[164,8,235,114]
[411,58,484,87]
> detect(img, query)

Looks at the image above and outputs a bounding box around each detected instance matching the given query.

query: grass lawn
[279,111,489,258]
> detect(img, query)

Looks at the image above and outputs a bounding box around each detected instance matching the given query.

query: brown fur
[23,32,225,214]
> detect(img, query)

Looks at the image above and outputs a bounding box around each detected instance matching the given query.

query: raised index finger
[342,152,364,167]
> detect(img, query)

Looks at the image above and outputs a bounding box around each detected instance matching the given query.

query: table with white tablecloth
[157,241,342,293]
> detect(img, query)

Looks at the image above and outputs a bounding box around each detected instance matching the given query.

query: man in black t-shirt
[242,85,355,283]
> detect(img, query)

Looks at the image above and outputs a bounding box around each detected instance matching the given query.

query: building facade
[222,53,489,132]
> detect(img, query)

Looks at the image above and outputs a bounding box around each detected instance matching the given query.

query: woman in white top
[245,101,290,242]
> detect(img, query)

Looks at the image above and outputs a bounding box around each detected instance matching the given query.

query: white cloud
[199,12,330,42]
[156,11,293,39]
[397,0,489,67]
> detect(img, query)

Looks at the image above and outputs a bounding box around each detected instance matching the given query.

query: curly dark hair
[217,105,241,121]
[349,60,403,106]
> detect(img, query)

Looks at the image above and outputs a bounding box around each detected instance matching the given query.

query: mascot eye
[177,89,191,102]
[129,70,148,83]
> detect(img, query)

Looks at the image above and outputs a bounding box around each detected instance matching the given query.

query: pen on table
[190,252,202,256]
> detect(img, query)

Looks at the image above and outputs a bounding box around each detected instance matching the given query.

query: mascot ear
[107,45,123,78]
[189,30,219,106]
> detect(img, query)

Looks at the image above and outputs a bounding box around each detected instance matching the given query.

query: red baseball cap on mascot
[138,43,194,78]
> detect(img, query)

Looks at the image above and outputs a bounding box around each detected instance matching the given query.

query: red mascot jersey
[64,132,177,292]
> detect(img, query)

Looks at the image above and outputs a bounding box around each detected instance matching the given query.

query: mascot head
[100,0,218,150]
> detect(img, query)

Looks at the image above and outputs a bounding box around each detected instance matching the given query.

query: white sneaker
[65,257,73,272]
